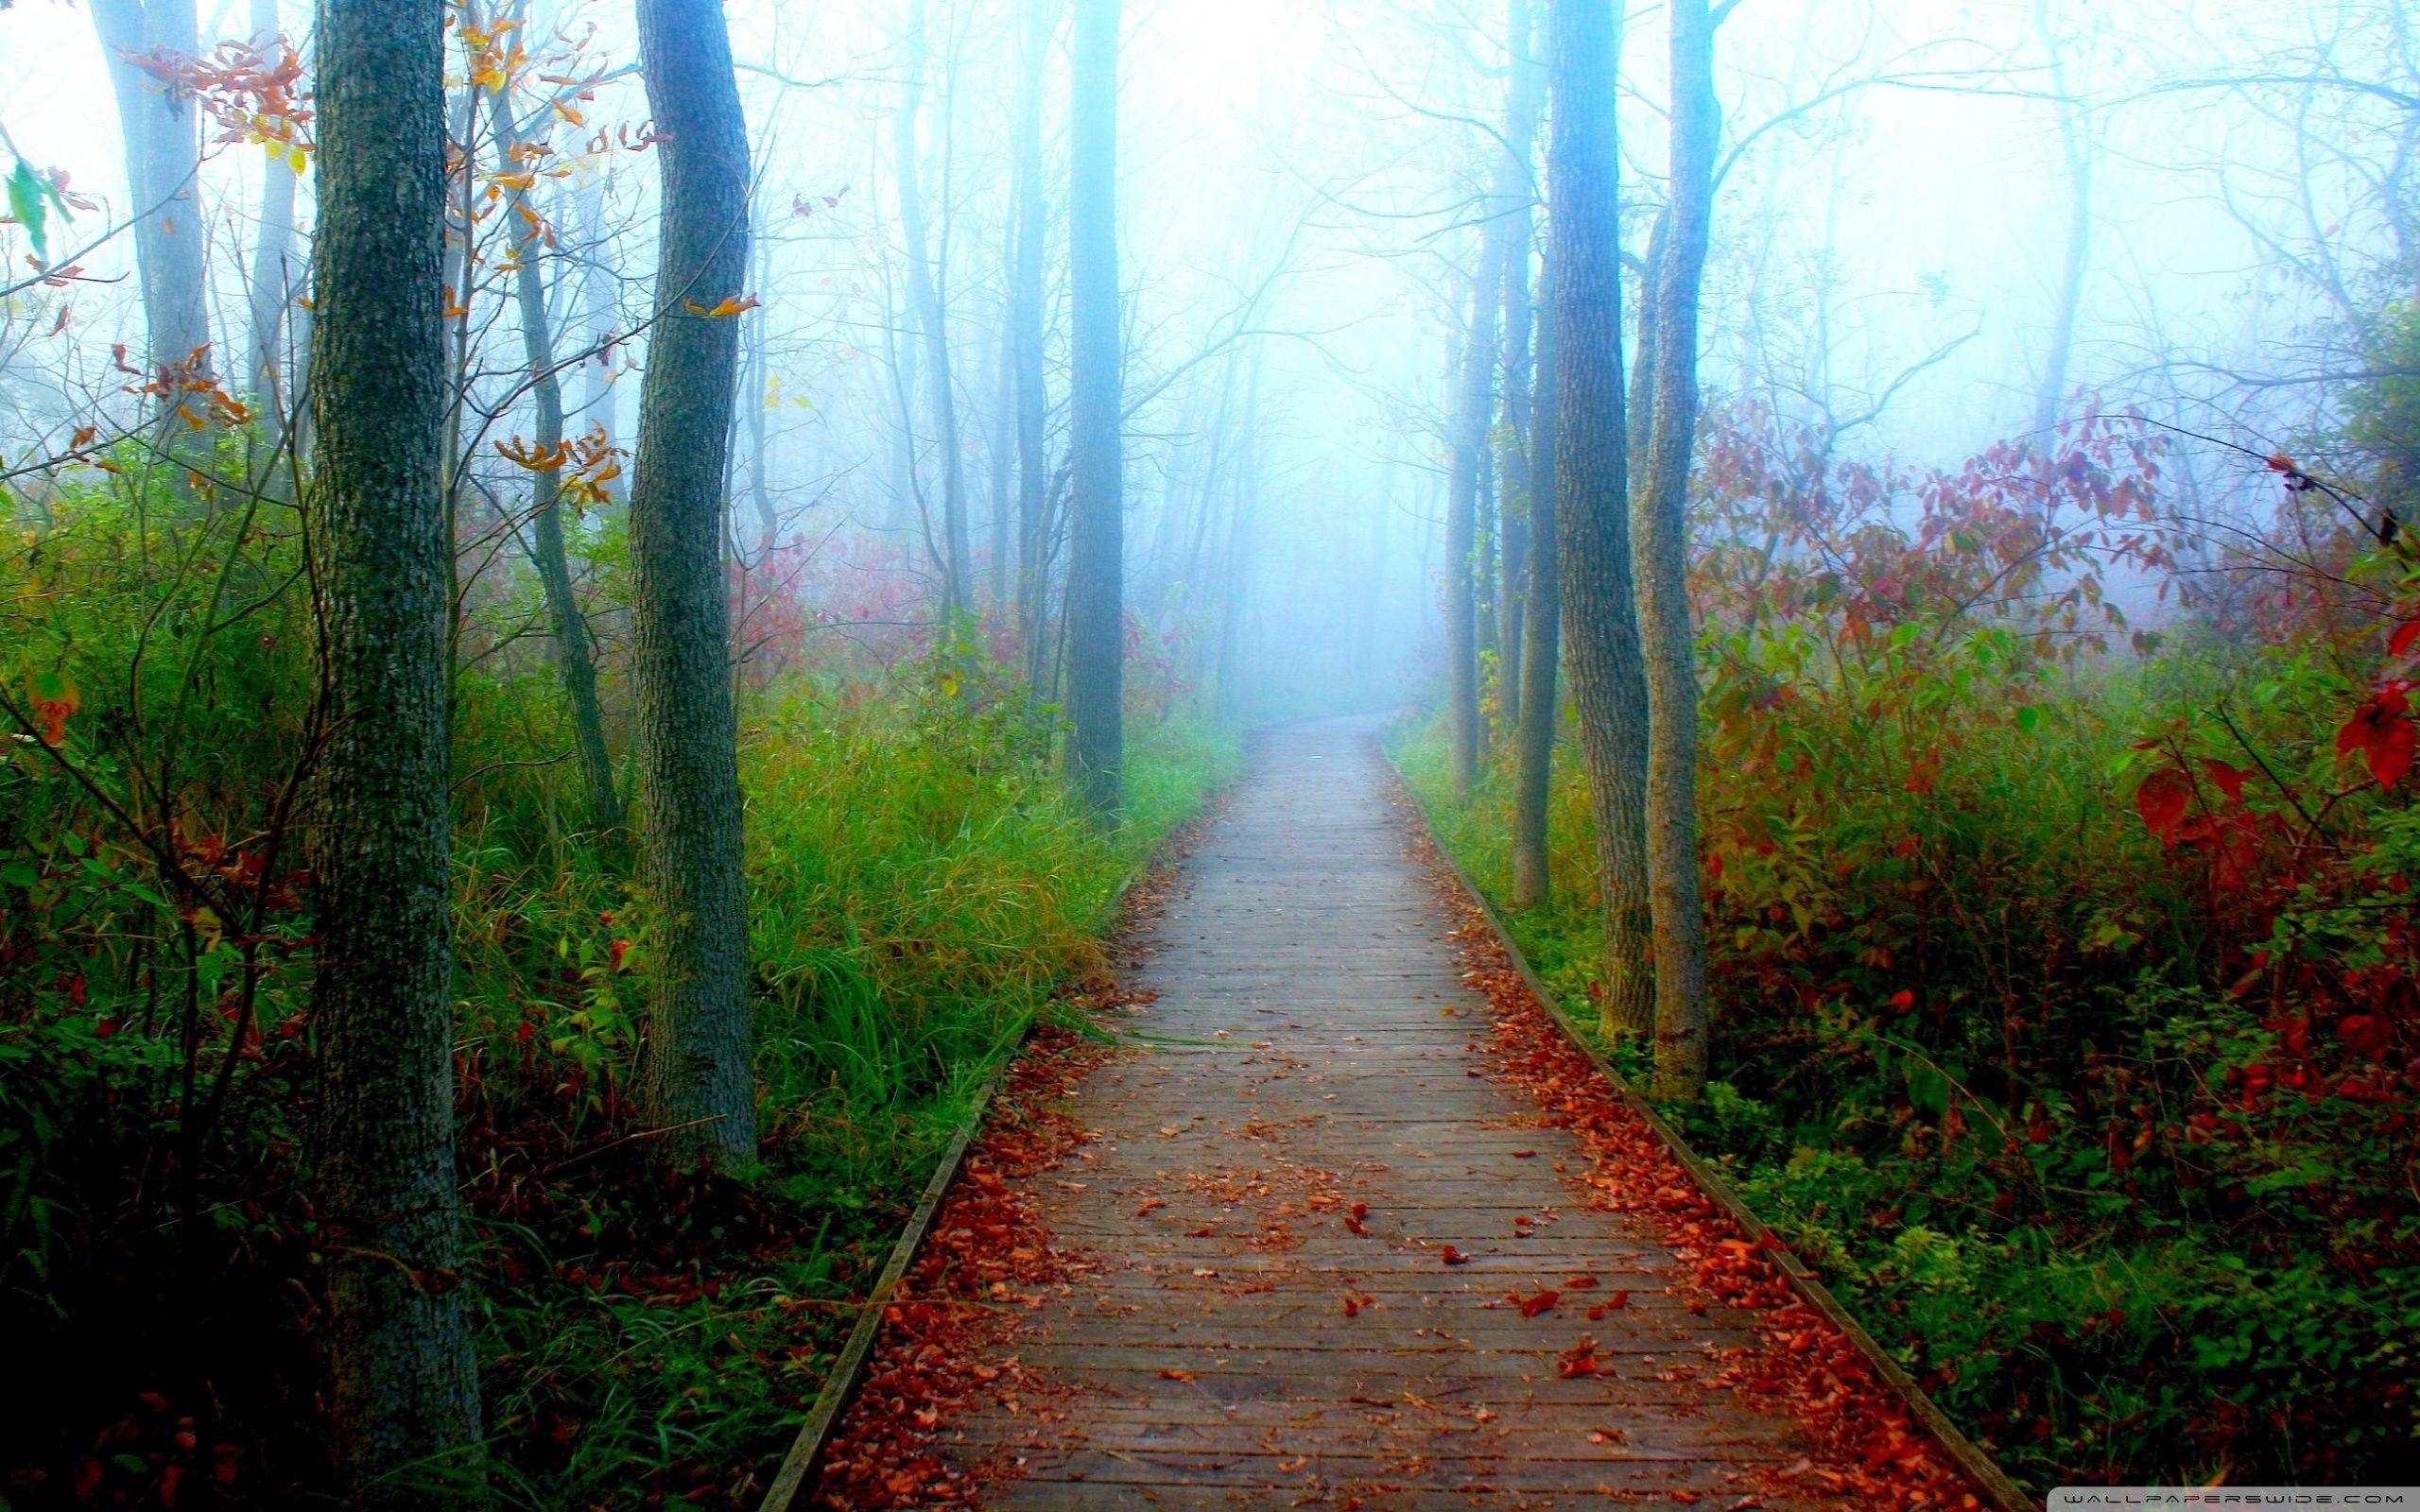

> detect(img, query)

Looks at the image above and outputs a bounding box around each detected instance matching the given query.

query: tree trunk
[1011,0,1053,652]
[895,0,970,619]
[1547,0,1653,1038]
[490,85,621,840]
[630,0,757,1171]
[1632,0,1717,1099]
[245,0,299,445]
[747,223,778,554]
[1065,0,1124,813]
[1512,253,1560,909]
[304,0,483,1497]
[989,262,1016,613]
[1445,260,1501,799]
[93,0,213,388]
[1495,0,1544,738]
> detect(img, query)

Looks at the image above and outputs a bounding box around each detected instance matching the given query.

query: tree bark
[1632,0,1717,1099]
[93,0,213,387]
[1512,253,1560,909]
[1065,0,1124,813]
[630,0,757,1171]
[1011,0,1054,650]
[490,85,621,840]
[1547,0,1654,1038]
[304,0,483,1498]
[894,0,971,618]
[1445,257,1502,799]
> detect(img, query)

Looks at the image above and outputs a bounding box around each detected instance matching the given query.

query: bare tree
[1547,0,1654,1037]
[1011,0,1056,645]
[1444,260,1498,798]
[1512,252,1560,907]
[1065,0,1123,812]
[489,62,621,838]
[2032,0,2093,438]
[630,0,757,1170]
[894,0,972,617]
[305,0,483,1497]
[93,0,212,388]
[244,0,301,439]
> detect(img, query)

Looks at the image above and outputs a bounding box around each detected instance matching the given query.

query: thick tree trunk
[630,0,757,1171]
[93,0,213,388]
[491,87,621,840]
[1011,0,1053,651]
[1444,260,1501,799]
[304,0,483,1498]
[1632,0,1717,1100]
[1547,0,1654,1038]
[1065,0,1124,813]
[894,0,971,618]
[1512,255,1560,909]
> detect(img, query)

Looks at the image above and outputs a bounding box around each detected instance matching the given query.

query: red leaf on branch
[2134,768,2193,844]
[2391,619,2420,659]
[2338,698,2417,787]
[2199,759,2252,804]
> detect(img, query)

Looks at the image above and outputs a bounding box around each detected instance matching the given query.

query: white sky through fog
[0,0,2385,710]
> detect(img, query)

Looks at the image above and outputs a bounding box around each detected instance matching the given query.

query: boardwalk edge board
[1382,743,2039,1512]
[753,856,1167,1512]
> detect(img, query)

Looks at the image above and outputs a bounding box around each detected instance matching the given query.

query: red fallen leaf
[1158,1367,1197,1381]
[1557,1334,1601,1377]
[1185,1226,1215,1238]
[1342,1292,1375,1317]
[2392,618,2420,659]
[1345,1200,1369,1235]
[1441,1246,1471,1265]
[1565,1274,1599,1289]
[2135,767,2193,844]
[1517,1288,1561,1318]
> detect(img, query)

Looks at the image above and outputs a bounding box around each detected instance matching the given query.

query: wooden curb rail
[1384,746,2036,1512]
[754,858,1167,1512]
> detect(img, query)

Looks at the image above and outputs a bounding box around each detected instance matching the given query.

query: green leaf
[7,157,53,263]
[2014,704,2041,735]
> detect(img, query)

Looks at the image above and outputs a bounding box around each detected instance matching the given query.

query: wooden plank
[1386,745,2039,1512]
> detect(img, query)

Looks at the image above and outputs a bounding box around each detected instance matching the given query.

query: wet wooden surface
[950,718,1848,1510]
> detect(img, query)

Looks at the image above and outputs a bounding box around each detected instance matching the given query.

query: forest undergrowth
[0,458,1233,1509]
[1400,395,2420,1493]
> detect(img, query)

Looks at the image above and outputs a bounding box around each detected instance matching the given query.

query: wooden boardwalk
[941,718,1858,1510]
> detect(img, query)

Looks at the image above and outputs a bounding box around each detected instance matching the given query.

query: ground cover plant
[0,455,1231,1508]
[1398,391,2420,1494]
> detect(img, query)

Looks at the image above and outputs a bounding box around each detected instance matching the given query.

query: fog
[3,0,2410,719]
